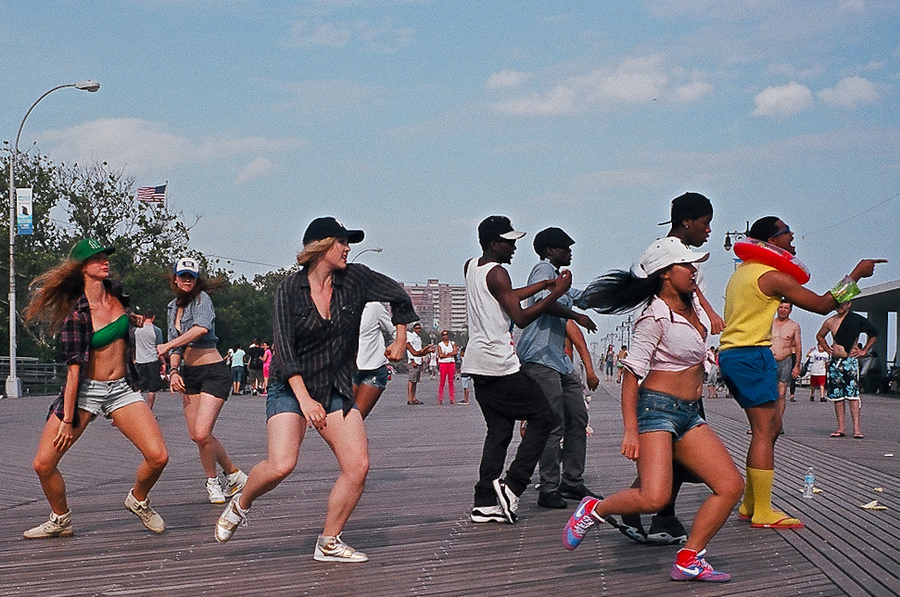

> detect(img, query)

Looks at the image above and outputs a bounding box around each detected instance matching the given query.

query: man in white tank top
[462,216,573,525]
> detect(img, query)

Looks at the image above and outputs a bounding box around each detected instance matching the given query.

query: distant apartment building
[402,279,467,332]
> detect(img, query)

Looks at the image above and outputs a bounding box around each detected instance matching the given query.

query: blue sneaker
[562,496,602,550]
[670,549,731,582]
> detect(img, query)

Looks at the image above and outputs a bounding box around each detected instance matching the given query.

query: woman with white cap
[157,256,247,504]
[22,239,168,538]
[562,237,743,583]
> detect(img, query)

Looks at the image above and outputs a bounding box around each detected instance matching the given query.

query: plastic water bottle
[802,467,815,499]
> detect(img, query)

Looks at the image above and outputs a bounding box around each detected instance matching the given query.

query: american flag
[137,184,167,202]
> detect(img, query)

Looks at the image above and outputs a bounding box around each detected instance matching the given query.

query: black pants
[472,371,555,506]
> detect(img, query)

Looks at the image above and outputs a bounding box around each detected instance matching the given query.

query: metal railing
[0,358,64,396]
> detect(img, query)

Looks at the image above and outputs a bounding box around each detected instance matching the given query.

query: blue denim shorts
[636,389,706,441]
[352,365,388,390]
[265,381,356,421]
[77,378,145,419]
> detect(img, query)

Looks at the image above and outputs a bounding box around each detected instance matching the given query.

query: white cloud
[491,55,709,116]
[235,157,276,185]
[34,117,305,175]
[485,69,533,90]
[817,76,879,107]
[287,18,415,53]
[751,82,813,117]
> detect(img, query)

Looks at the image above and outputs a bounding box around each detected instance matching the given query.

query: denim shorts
[636,389,706,441]
[352,365,388,389]
[77,378,145,419]
[265,381,356,421]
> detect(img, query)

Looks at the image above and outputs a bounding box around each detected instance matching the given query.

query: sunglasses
[771,225,791,238]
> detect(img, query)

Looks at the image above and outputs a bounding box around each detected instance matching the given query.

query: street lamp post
[7,80,99,398]
[350,247,383,262]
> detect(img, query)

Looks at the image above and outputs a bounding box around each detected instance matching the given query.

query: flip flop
[854,434,864,439]
[830,432,846,437]
[737,513,751,521]
[750,516,805,529]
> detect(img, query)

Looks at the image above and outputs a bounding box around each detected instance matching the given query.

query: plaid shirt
[272,263,418,414]
[48,279,139,424]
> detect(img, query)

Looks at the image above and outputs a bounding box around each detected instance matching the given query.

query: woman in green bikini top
[21,239,169,539]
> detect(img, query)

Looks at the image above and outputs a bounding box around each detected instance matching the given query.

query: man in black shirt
[246,340,265,395]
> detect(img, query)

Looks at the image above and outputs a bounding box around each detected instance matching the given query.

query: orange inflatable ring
[733,239,810,284]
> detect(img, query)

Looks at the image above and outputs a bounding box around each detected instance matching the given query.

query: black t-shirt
[834,312,878,353]
[247,345,264,370]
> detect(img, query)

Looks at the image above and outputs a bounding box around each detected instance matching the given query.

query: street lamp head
[75,80,100,92]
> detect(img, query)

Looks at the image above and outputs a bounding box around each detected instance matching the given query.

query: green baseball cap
[69,238,115,262]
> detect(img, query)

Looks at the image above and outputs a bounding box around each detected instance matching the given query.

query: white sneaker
[223,469,248,498]
[125,490,165,534]
[206,477,226,504]
[314,533,368,562]
[23,510,73,539]
[470,505,508,523]
[492,478,519,524]
[215,494,248,543]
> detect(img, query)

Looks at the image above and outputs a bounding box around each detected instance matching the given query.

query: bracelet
[63,419,73,424]
[169,370,181,376]
[829,275,861,303]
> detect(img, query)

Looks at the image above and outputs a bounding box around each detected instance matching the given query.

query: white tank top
[461,258,520,376]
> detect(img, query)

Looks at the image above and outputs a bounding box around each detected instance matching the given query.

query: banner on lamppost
[16,187,33,236]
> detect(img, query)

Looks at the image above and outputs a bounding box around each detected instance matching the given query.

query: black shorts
[135,361,165,393]
[182,361,232,400]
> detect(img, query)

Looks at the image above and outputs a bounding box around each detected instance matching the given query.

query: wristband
[63,419,73,424]
[829,275,860,303]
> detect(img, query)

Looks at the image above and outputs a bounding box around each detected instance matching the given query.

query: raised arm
[487,266,572,328]
[567,320,599,390]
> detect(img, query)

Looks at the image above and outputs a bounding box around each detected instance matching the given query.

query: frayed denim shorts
[352,365,388,390]
[77,378,145,419]
[265,381,356,421]
[636,389,706,441]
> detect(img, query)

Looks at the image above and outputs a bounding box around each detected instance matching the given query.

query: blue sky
[2,0,899,347]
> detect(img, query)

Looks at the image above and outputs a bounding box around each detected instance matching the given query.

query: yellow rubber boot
[747,467,804,529]
[738,466,754,520]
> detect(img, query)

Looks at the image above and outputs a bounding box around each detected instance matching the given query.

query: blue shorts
[352,365,388,390]
[718,346,778,408]
[265,381,356,421]
[636,389,706,441]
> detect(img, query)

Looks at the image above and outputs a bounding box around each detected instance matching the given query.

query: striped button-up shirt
[272,263,418,414]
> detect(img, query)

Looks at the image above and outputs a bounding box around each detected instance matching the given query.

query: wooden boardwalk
[1,377,899,596]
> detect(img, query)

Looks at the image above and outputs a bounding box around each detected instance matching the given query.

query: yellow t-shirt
[720,262,780,350]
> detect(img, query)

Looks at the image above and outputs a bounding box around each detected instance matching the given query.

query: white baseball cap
[637,237,709,278]
[174,257,200,277]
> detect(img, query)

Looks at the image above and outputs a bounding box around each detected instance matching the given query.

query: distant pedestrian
[246,339,265,395]
[816,301,878,438]
[771,302,802,409]
[354,301,398,418]
[604,345,615,381]
[805,345,829,402]
[261,341,273,395]
[406,323,434,405]
[616,346,628,383]
[158,257,247,505]
[134,309,165,410]
[436,330,459,405]
[230,345,246,395]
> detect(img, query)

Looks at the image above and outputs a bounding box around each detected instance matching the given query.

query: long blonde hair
[25,259,88,332]
[297,237,336,266]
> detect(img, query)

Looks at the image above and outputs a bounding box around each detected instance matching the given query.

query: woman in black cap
[215,217,418,563]
[157,256,248,505]
[22,239,169,538]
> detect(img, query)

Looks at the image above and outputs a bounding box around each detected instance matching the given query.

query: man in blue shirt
[518,227,599,508]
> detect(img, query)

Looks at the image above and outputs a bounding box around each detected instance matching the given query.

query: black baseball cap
[533,227,575,256]
[302,217,364,245]
[658,192,713,225]
[478,215,526,245]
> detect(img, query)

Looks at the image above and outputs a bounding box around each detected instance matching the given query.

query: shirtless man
[771,302,801,410]
[816,301,878,438]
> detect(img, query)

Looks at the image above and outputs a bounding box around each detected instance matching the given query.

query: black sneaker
[537,490,568,509]
[646,514,688,545]
[558,484,603,500]
[611,512,648,543]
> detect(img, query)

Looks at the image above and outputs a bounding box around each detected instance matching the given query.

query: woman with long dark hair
[563,237,743,582]
[23,239,168,538]
[214,217,416,563]
[156,257,247,504]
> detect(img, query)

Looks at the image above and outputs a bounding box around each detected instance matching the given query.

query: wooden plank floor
[1,377,899,596]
